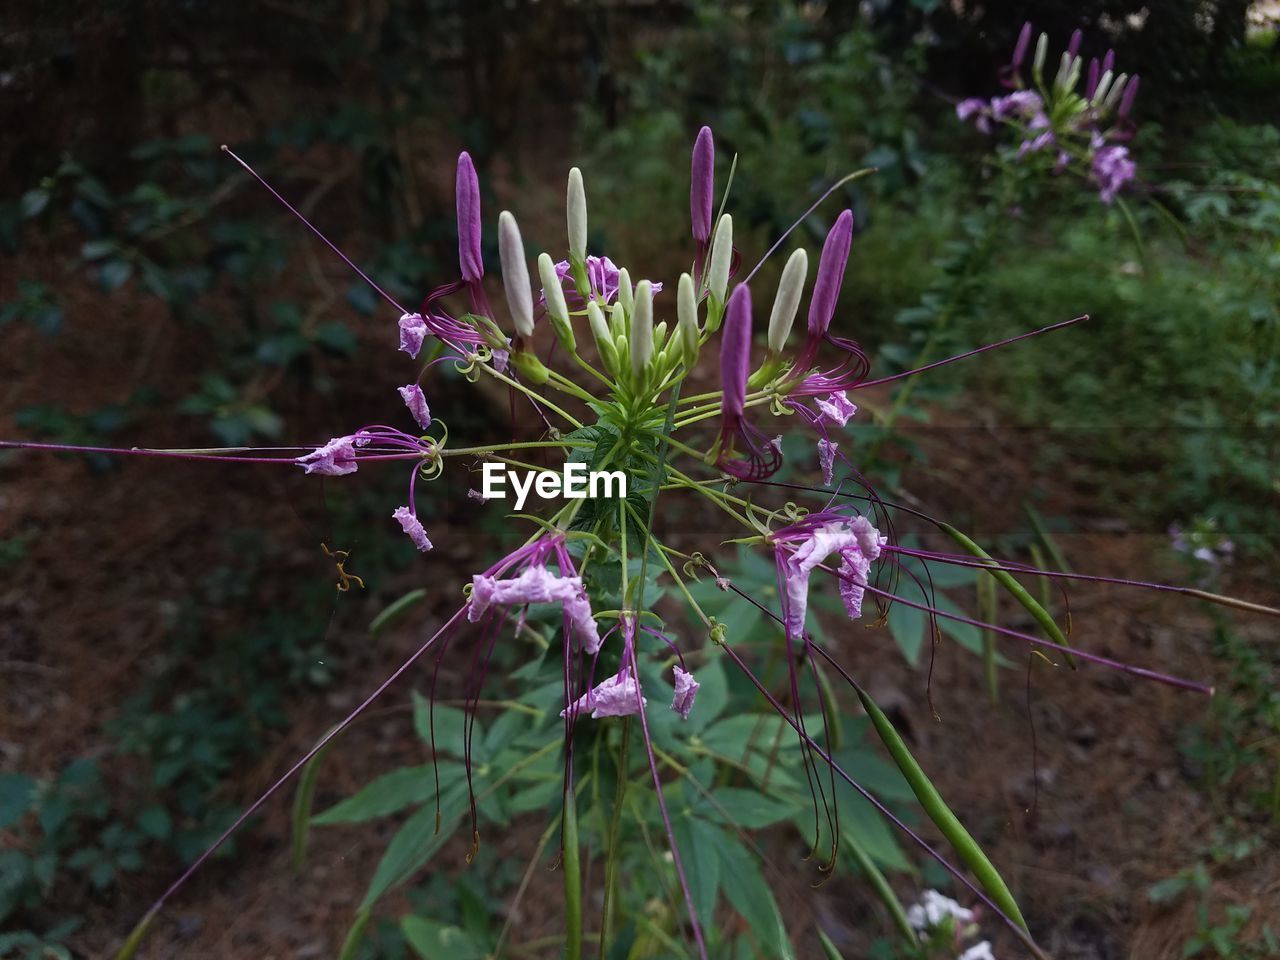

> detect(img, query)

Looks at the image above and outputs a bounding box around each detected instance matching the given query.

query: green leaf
[368,589,426,638]
[0,773,35,829]
[717,839,795,960]
[401,916,489,960]
[359,787,464,910]
[707,788,798,829]
[312,764,460,825]
[136,806,171,840]
[683,657,728,733]
[886,601,925,665]
[411,693,476,760]
[672,814,722,937]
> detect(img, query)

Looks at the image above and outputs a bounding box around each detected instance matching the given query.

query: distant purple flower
[456,152,484,283]
[691,126,715,245]
[671,666,699,720]
[297,436,358,476]
[1093,145,1136,203]
[1018,113,1055,157]
[956,98,992,134]
[393,506,433,552]
[398,384,431,430]
[816,391,857,426]
[818,438,837,486]
[991,90,1042,120]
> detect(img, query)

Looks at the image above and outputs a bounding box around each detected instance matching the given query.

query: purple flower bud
[1067,28,1083,61]
[807,209,854,337]
[1086,58,1100,99]
[690,126,715,245]
[720,283,752,418]
[1012,21,1033,69]
[393,506,433,552]
[456,152,483,283]
[1119,74,1140,118]
[1102,48,1116,76]
[397,383,432,430]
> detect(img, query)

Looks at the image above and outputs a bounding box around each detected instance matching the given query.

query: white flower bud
[538,252,574,351]
[630,280,654,379]
[767,247,807,354]
[587,301,617,374]
[609,302,626,339]
[708,213,732,306]
[1092,70,1115,106]
[617,267,634,315]
[652,320,668,352]
[567,167,587,261]
[498,211,534,338]
[1033,33,1048,78]
[677,271,699,364]
[1102,73,1129,114]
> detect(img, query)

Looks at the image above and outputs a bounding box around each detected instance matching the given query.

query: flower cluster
[957,23,1140,204]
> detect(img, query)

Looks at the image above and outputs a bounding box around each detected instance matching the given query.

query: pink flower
[550,256,661,308]
[671,666,699,720]
[816,391,857,426]
[297,436,358,476]
[469,564,602,654]
[392,506,433,552]
[561,672,646,720]
[397,384,431,430]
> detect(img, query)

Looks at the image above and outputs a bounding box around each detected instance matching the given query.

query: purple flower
[393,505,433,552]
[818,438,837,486]
[807,210,854,339]
[398,384,431,430]
[991,90,1042,120]
[550,256,661,308]
[456,152,483,283]
[775,512,885,641]
[1017,113,1055,158]
[297,436,358,476]
[398,312,428,358]
[671,666,699,720]
[1093,145,1136,203]
[562,673,645,720]
[957,98,993,134]
[691,126,715,245]
[816,391,857,426]
[469,562,602,654]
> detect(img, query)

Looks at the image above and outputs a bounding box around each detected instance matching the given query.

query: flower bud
[587,301,618,374]
[456,152,483,282]
[1011,22,1032,70]
[630,280,654,380]
[609,302,626,339]
[617,267,634,315]
[538,252,575,352]
[1066,28,1082,62]
[1092,69,1114,107]
[807,210,853,338]
[498,211,534,339]
[1102,48,1116,76]
[1033,32,1048,78]
[677,272,699,364]
[720,284,752,418]
[1086,58,1101,99]
[1118,74,1139,118]
[767,247,808,355]
[708,213,732,306]
[567,167,587,261]
[1102,73,1128,114]
[691,126,715,245]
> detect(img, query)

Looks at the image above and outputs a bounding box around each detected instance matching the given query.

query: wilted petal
[297,436,357,476]
[671,666,699,720]
[397,384,431,429]
[398,312,428,358]
[818,438,837,485]
[589,673,646,719]
[816,391,857,426]
[392,506,433,552]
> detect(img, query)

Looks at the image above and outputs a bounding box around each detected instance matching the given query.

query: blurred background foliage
[1,1,1277,957]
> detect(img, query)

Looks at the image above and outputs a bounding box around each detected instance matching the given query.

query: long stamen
[118,605,469,956]
[857,314,1088,388]
[221,145,408,316]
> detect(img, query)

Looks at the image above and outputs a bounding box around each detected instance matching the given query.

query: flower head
[816,391,857,426]
[297,436,358,476]
[1093,145,1136,204]
[671,666,699,720]
[775,511,885,641]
